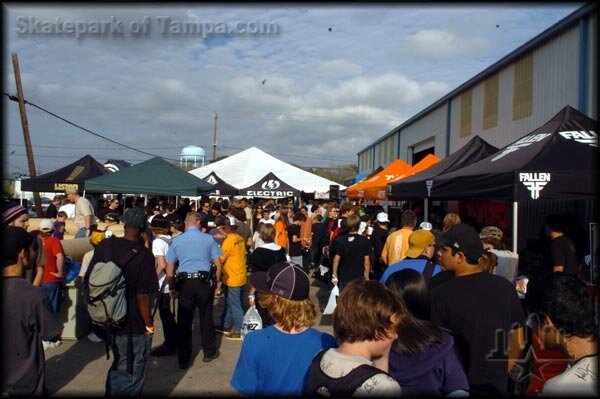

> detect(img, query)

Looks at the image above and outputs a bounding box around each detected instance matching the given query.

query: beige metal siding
[450,25,581,153]
[398,105,447,162]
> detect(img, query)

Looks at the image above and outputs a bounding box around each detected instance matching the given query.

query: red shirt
[41,235,64,284]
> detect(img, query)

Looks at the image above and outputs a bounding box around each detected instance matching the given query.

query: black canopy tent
[239,172,301,198]
[201,172,239,196]
[20,154,108,192]
[387,135,499,200]
[424,106,598,251]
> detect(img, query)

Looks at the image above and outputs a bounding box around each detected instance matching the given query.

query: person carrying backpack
[85,207,158,397]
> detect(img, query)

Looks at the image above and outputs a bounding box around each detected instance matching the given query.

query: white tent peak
[189,147,346,193]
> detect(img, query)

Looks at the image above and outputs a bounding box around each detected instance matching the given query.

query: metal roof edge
[357,2,597,156]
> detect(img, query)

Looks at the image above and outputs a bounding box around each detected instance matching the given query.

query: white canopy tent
[188,147,346,196]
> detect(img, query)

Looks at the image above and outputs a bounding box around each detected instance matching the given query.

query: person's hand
[331,275,338,286]
[169,288,178,299]
[50,272,63,279]
[248,294,255,307]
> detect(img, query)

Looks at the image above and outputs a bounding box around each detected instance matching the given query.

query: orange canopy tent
[364,154,440,200]
[346,159,411,199]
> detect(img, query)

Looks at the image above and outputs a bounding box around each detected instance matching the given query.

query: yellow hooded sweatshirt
[221,233,247,287]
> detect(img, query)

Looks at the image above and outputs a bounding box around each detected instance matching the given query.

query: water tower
[180,146,206,168]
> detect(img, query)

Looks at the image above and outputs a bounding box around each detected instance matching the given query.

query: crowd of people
[1,193,597,397]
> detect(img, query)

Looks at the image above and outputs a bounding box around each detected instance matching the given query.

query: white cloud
[2,4,581,175]
[317,60,363,78]
[405,29,489,58]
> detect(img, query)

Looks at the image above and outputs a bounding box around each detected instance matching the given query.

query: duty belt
[178,271,211,281]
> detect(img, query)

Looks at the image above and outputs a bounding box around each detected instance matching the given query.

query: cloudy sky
[3,3,582,177]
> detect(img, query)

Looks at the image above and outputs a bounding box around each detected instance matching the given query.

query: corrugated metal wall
[450,25,580,153]
[587,12,598,119]
[398,105,447,162]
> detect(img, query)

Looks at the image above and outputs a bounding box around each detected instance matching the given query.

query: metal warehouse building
[357,3,597,175]
[355,3,597,252]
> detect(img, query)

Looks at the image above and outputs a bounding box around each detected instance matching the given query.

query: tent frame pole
[512,201,518,253]
[424,198,429,222]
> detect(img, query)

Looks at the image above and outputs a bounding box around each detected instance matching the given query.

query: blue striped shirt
[166,227,221,273]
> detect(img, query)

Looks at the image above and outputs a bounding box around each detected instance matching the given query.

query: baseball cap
[2,226,34,267]
[406,229,435,258]
[121,208,147,229]
[480,226,503,240]
[376,212,390,223]
[419,221,433,231]
[2,200,28,227]
[39,219,54,232]
[150,216,170,229]
[250,262,310,301]
[440,224,484,263]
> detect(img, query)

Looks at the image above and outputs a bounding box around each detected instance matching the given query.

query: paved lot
[45,276,334,396]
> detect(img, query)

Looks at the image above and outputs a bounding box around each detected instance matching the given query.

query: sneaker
[225,331,242,341]
[202,350,220,363]
[50,340,62,348]
[43,341,52,351]
[214,325,231,335]
[150,344,176,357]
[87,332,103,342]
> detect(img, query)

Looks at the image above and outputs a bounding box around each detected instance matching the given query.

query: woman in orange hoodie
[219,219,247,340]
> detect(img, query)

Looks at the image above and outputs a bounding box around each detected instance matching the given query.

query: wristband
[145,325,155,334]
[248,294,255,299]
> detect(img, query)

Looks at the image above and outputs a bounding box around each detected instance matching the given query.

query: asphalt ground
[44,275,334,397]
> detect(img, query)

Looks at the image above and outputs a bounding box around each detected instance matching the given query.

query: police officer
[166,212,222,369]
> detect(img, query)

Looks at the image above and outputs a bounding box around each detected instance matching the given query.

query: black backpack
[304,349,385,397]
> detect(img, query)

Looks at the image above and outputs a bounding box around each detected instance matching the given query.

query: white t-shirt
[152,235,172,293]
[79,249,95,278]
[541,355,598,397]
[319,349,401,397]
[58,203,76,219]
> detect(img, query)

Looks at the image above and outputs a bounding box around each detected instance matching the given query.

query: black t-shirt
[335,233,372,283]
[45,203,58,219]
[2,278,62,396]
[89,237,158,335]
[370,225,388,259]
[430,272,526,394]
[248,246,287,272]
[287,224,302,257]
[550,235,579,275]
[311,222,326,247]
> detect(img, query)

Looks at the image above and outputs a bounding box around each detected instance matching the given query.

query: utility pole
[12,53,43,217]
[212,112,218,162]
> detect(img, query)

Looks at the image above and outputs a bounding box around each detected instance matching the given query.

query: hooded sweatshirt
[221,233,247,287]
[388,329,469,396]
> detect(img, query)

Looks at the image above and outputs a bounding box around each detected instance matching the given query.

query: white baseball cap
[39,219,54,232]
[419,221,433,231]
[376,212,390,223]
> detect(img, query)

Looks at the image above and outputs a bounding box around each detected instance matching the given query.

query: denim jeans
[42,282,61,314]
[290,256,303,268]
[221,286,244,333]
[105,333,152,397]
[75,227,86,238]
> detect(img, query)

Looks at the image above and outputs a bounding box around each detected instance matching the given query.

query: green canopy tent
[84,157,215,196]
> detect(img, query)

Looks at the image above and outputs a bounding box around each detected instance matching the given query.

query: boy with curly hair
[231,262,337,396]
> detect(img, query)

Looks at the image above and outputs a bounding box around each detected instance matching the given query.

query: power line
[3,92,179,162]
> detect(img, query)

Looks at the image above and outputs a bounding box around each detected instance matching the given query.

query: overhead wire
[3,92,179,162]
